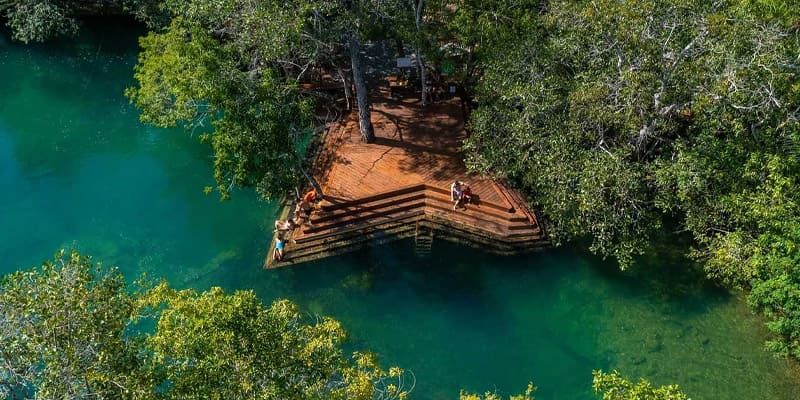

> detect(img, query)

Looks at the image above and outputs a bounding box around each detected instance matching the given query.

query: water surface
[1,22,798,400]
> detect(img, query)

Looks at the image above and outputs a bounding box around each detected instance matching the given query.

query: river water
[1,21,798,400]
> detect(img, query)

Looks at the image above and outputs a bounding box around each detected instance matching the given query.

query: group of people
[273,189,320,262]
[450,180,473,210]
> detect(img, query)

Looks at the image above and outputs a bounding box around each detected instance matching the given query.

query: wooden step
[311,191,426,224]
[301,203,539,247]
[288,224,417,261]
[424,184,513,214]
[312,189,525,235]
[289,215,421,253]
[269,212,547,268]
[422,213,544,244]
[424,208,540,238]
[306,193,531,242]
[418,218,548,251]
[494,182,539,227]
[302,201,426,235]
[320,184,425,212]
[274,224,417,267]
[423,190,528,223]
[296,209,425,243]
[424,200,533,231]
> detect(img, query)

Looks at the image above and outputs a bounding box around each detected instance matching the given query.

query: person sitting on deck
[302,189,319,205]
[459,183,473,208]
[450,180,463,211]
[293,201,314,227]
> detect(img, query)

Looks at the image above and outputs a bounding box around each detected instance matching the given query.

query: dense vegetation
[462,0,800,360]
[0,251,412,399]
[0,250,688,399]
[0,0,146,42]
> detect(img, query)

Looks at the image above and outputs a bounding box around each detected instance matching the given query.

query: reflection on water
[1,20,798,400]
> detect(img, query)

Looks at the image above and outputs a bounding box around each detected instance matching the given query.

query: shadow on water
[583,245,733,317]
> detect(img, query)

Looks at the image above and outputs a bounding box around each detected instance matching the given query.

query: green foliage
[0,250,145,399]
[0,250,411,400]
[463,0,800,358]
[127,5,314,200]
[418,0,541,89]
[459,383,536,400]
[127,0,401,199]
[135,283,411,399]
[3,0,78,43]
[461,373,691,400]
[592,371,688,400]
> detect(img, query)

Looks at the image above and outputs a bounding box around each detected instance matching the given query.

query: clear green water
[1,22,799,400]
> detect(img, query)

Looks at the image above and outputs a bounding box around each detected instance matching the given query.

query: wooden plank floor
[314,89,506,206]
[266,88,545,268]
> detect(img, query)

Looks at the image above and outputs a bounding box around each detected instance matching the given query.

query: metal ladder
[414,222,434,257]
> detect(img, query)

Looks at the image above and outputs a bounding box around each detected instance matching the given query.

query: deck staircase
[414,222,434,257]
[266,183,548,268]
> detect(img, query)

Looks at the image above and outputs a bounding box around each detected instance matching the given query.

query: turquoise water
[1,22,799,400]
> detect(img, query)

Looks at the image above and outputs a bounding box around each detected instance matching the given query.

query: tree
[1,251,696,399]
[0,0,160,43]
[348,31,376,143]
[128,0,407,198]
[460,372,690,400]
[592,371,688,400]
[418,0,542,103]
[462,0,800,359]
[1,0,79,43]
[0,250,146,399]
[0,250,411,400]
[464,0,799,266]
[127,0,324,200]
[136,283,411,400]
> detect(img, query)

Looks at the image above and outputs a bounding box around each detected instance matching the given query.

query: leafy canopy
[0,250,145,399]
[466,0,799,266]
[2,0,79,43]
[592,370,689,400]
[462,0,800,359]
[127,2,315,200]
[0,250,411,400]
[127,0,413,199]
[459,383,536,400]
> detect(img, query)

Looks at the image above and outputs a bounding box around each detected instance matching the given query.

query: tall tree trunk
[415,47,428,106]
[412,0,428,106]
[348,34,375,143]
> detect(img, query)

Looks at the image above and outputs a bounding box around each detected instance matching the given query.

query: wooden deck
[266,89,547,268]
